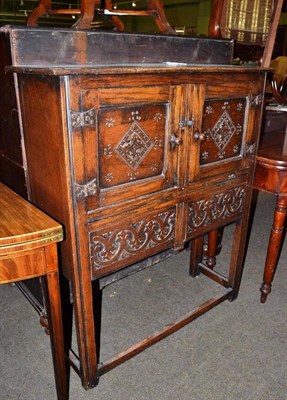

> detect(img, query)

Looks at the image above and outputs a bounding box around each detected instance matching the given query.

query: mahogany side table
[253,106,287,302]
[0,182,68,400]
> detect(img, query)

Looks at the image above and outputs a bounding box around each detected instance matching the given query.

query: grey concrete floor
[0,191,286,400]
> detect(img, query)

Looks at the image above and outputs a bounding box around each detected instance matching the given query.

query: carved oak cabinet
[3,28,266,391]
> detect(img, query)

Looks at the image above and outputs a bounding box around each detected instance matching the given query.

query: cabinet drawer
[89,206,176,279]
[185,178,248,241]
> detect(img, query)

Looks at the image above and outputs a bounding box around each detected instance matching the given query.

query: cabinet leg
[205,229,218,269]
[203,227,224,269]
[189,236,204,277]
[228,218,249,301]
[42,258,69,400]
[92,280,103,362]
[60,275,73,392]
[260,196,287,303]
[71,276,99,389]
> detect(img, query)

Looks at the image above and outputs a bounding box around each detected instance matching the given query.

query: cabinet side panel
[18,75,76,279]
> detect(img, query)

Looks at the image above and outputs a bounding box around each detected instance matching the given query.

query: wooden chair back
[208,0,284,67]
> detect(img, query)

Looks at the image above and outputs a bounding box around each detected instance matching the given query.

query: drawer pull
[170,134,183,149]
[193,131,206,141]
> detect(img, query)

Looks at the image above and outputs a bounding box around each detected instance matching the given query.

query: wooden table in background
[0,182,68,400]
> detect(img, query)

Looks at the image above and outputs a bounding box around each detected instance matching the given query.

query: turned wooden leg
[42,245,69,400]
[204,227,224,268]
[147,0,176,34]
[189,236,204,277]
[260,196,287,303]
[27,0,52,26]
[206,229,218,269]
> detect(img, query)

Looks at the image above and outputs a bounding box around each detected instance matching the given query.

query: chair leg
[72,0,98,28]
[104,0,126,31]
[147,0,176,34]
[26,0,52,26]
[260,195,287,303]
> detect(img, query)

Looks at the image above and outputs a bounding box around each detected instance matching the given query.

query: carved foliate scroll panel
[90,208,176,277]
[200,98,246,165]
[99,104,166,188]
[187,185,246,235]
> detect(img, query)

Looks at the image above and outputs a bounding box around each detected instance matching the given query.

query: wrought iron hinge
[70,107,96,129]
[251,94,263,108]
[179,119,194,129]
[75,178,97,199]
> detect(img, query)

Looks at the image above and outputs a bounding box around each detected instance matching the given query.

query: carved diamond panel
[211,110,237,151]
[200,98,246,165]
[115,121,154,170]
[98,103,166,188]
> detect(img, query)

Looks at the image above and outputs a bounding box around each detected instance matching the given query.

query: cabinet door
[200,96,246,163]
[186,80,263,183]
[68,80,184,210]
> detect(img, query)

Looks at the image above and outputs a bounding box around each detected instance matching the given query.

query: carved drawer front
[185,181,247,241]
[89,207,176,279]
[200,97,246,165]
[69,83,182,209]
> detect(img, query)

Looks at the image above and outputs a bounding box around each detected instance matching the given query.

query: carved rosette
[187,186,246,232]
[89,209,176,270]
